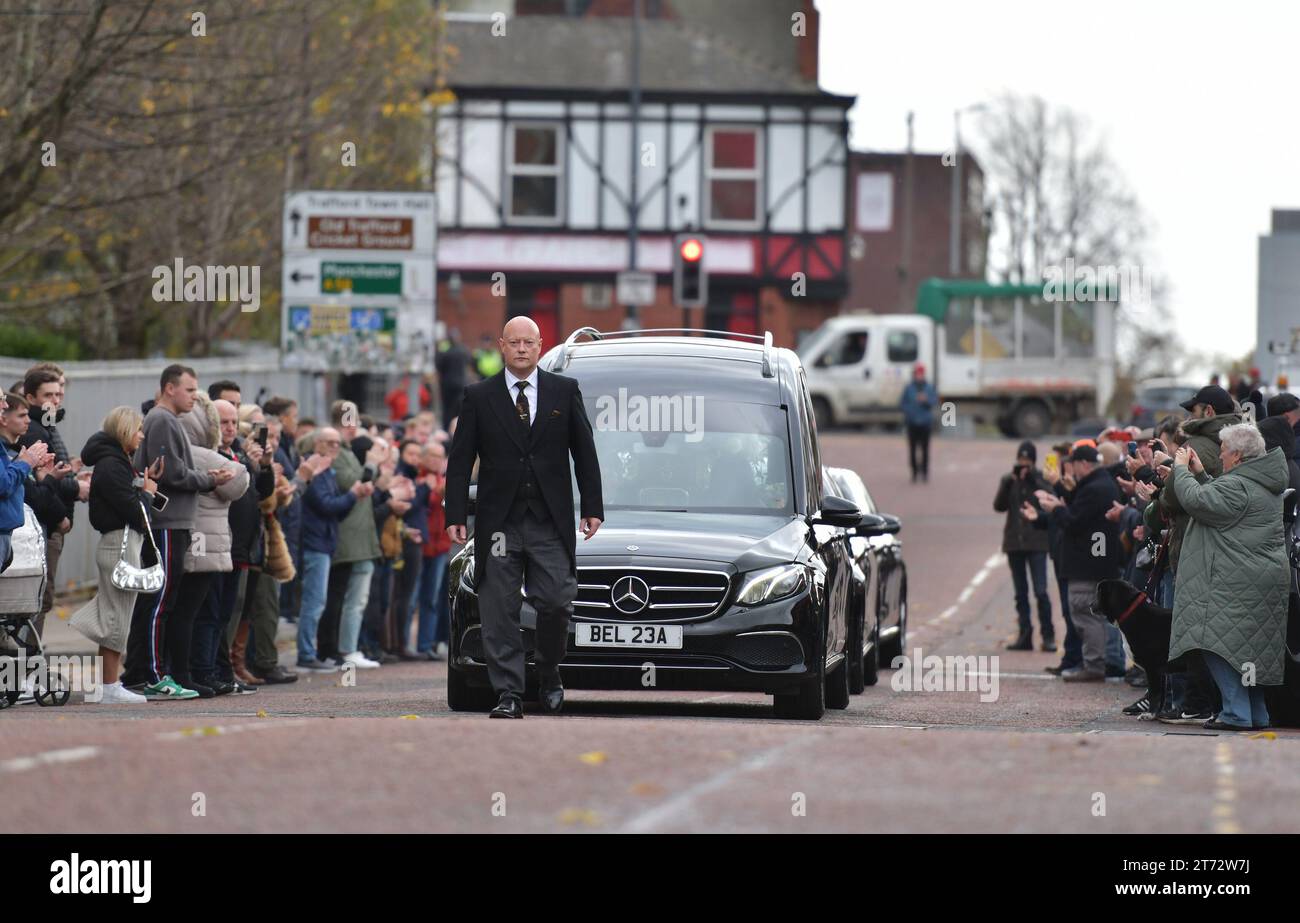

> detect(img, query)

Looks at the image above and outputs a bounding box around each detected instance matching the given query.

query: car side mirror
[854,512,889,536]
[812,493,861,528]
[877,513,902,534]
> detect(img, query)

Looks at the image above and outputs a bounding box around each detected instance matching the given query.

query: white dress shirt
[504,366,539,427]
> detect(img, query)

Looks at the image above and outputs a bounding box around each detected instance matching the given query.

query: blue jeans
[1007,550,1052,638]
[392,542,423,653]
[339,559,374,656]
[1204,650,1270,728]
[361,559,393,654]
[189,571,233,680]
[415,553,448,652]
[1156,569,1175,609]
[297,550,332,662]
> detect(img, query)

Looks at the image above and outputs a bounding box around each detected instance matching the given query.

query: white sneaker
[96,681,147,704]
[16,675,36,704]
[342,651,380,669]
[435,642,448,657]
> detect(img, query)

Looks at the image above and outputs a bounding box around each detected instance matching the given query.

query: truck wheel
[1011,400,1052,438]
[812,397,833,432]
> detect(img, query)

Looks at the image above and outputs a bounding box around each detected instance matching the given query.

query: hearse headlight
[736,564,807,606]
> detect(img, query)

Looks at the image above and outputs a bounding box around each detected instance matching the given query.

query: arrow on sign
[290,209,302,240]
[290,269,316,283]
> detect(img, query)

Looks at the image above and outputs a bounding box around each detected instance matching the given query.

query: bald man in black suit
[445,317,603,718]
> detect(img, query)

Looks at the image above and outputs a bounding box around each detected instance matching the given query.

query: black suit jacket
[445,368,603,587]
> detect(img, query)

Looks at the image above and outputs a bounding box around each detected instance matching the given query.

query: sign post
[281,191,436,375]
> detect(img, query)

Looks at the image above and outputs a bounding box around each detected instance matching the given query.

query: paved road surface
[3,434,1297,833]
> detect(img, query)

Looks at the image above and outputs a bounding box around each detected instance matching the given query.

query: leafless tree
[973,92,1182,392]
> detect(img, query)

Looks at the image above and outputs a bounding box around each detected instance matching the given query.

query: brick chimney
[797,0,819,83]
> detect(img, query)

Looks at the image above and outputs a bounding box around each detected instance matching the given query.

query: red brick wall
[846,152,986,316]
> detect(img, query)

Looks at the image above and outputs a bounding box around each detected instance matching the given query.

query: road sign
[283,191,435,254]
[282,190,435,372]
[283,303,400,371]
[321,262,402,295]
[616,271,656,306]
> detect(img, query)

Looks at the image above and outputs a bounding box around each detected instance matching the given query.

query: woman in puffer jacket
[174,392,248,697]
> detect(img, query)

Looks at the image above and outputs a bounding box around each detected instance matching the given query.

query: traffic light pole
[624,0,642,330]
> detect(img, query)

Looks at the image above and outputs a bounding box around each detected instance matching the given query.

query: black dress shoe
[489,694,523,719]
[540,682,564,714]
[1005,636,1033,651]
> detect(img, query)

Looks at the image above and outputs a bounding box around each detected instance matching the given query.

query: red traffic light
[679,238,703,262]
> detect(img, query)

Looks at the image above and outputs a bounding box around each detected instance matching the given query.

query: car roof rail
[554,327,777,377]
[554,326,603,370]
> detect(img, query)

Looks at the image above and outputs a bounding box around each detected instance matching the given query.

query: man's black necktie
[515,381,530,428]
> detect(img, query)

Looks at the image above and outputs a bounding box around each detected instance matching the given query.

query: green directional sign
[321,261,402,295]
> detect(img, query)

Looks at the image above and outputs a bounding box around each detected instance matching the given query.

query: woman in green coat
[1171,423,1290,730]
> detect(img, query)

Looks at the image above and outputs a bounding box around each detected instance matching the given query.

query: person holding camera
[994,441,1054,651]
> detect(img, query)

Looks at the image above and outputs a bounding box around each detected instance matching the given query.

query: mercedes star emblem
[610,575,650,615]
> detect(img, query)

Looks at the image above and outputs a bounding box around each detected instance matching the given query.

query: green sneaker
[142,675,199,700]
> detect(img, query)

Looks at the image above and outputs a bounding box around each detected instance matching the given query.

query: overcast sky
[816,0,1300,367]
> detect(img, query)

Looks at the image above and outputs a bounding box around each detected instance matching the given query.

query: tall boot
[232,621,264,685]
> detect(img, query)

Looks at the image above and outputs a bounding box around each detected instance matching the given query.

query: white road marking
[925,554,1005,626]
[155,718,314,741]
[1212,742,1241,834]
[618,738,807,833]
[0,745,101,775]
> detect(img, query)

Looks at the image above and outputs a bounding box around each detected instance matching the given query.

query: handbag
[110,501,165,592]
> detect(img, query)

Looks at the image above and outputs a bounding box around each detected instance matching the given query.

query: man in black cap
[1179,384,1236,420]
[1022,444,1120,681]
[993,441,1054,651]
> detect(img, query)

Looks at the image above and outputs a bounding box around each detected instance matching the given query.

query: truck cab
[799,314,933,432]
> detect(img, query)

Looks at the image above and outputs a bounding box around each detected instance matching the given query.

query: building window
[705,126,762,229]
[507,123,562,225]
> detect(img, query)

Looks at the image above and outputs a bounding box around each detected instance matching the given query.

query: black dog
[1094,579,1173,717]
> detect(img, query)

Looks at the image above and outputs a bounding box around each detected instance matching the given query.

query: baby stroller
[0,506,69,708]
